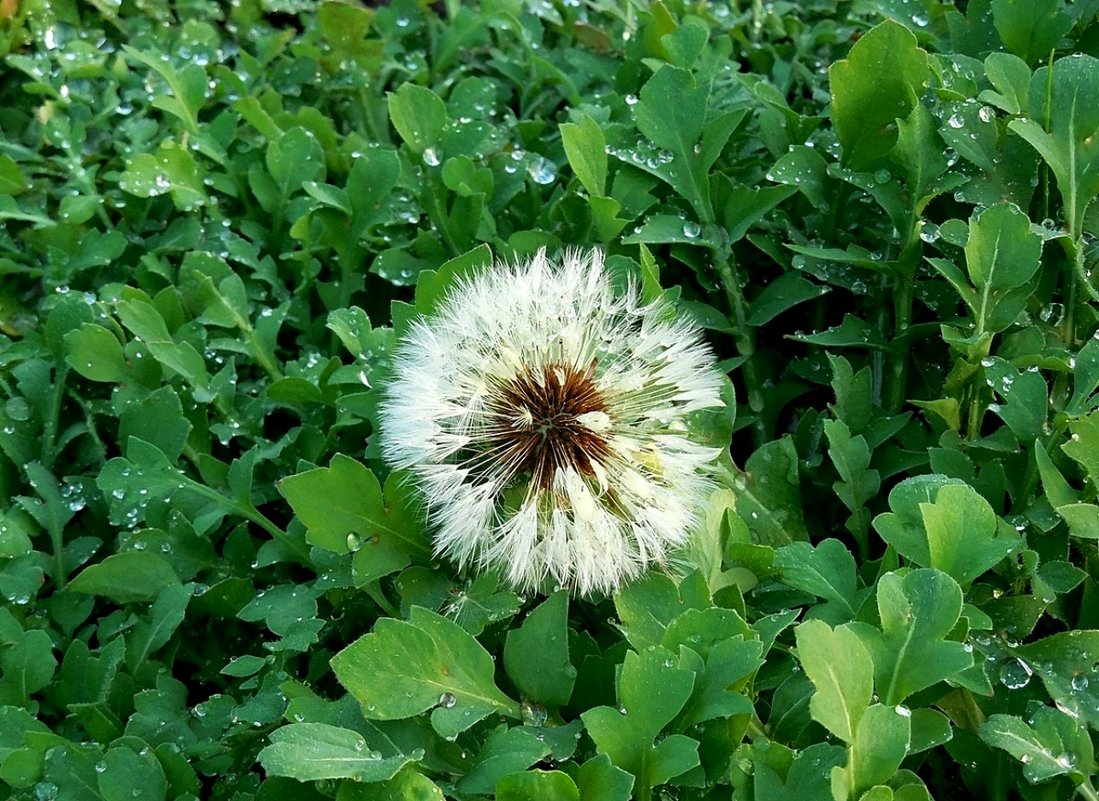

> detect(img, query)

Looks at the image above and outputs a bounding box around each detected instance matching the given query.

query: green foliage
[2,1,1099,800]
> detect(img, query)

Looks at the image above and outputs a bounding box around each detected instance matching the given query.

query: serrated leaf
[277,455,428,581]
[794,619,873,743]
[633,65,711,220]
[774,538,863,624]
[581,648,698,790]
[852,570,972,705]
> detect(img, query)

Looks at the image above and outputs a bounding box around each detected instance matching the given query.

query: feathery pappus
[380,248,725,596]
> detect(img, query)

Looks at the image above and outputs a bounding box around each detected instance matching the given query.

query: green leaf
[277,455,428,582]
[561,114,607,197]
[256,127,324,216]
[98,745,167,801]
[115,298,210,393]
[577,755,633,801]
[440,571,520,636]
[119,144,207,209]
[829,20,930,170]
[633,65,711,220]
[503,592,574,707]
[389,84,447,154]
[895,105,950,207]
[1012,631,1099,729]
[613,573,687,652]
[874,477,1020,583]
[676,636,762,726]
[981,52,1030,114]
[1063,411,1099,492]
[852,570,972,705]
[722,183,797,243]
[0,630,56,705]
[983,359,1048,443]
[747,272,829,327]
[0,154,28,195]
[845,704,912,795]
[497,770,580,801]
[963,203,1043,333]
[331,607,519,740]
[237,583,323,651]
[981,708,1094,784]
[919,483,1020,584]
[991,0,1073,66]
[118,386,191,463]
[824,419,881,546]
[348,147,402,238]
[794,619,873,743]
[413,244,493,318]
[1009,55,1099,235]
[459,728,552,795]
[258,722,415,782]
[767,145,828,209]
[375,769,446,801]
[69,552,181,604]
[734,436,809,546]
[754,742,845,801]
[909,708,953,754]
[621,214,719,247]
[126,583,193,673]
[123,45,206,132]
[581,648,698,790]
[1057,503,1099,540]
[773,538,863,624]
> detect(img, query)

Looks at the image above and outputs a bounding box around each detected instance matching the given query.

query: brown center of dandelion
[485,360,611,489]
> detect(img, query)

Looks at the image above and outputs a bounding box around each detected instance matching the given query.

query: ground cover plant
[1,0,1098,799]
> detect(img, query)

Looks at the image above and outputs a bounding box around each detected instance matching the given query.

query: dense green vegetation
[1,0,1098,799]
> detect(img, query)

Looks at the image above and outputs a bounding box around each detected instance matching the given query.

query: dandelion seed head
[381,248,725,596]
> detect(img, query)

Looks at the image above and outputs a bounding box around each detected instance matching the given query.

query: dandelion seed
[380,248,725,596]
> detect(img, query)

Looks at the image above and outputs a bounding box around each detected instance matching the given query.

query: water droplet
[682,221,701,238]
[999,658,1033,690]
[422,147,440,166]
[527,156,556,185]
[438,692,456,708]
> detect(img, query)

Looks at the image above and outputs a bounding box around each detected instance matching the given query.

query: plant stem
[183,477,311,564]
[713,246,766,447]
[244,327,284,381]
[40,365,68,471]
[1077,780,1099,801]
[886,267,915,414]
[1061,238,1079,348]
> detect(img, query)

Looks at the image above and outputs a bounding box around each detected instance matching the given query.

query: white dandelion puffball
[380,248,726,596]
